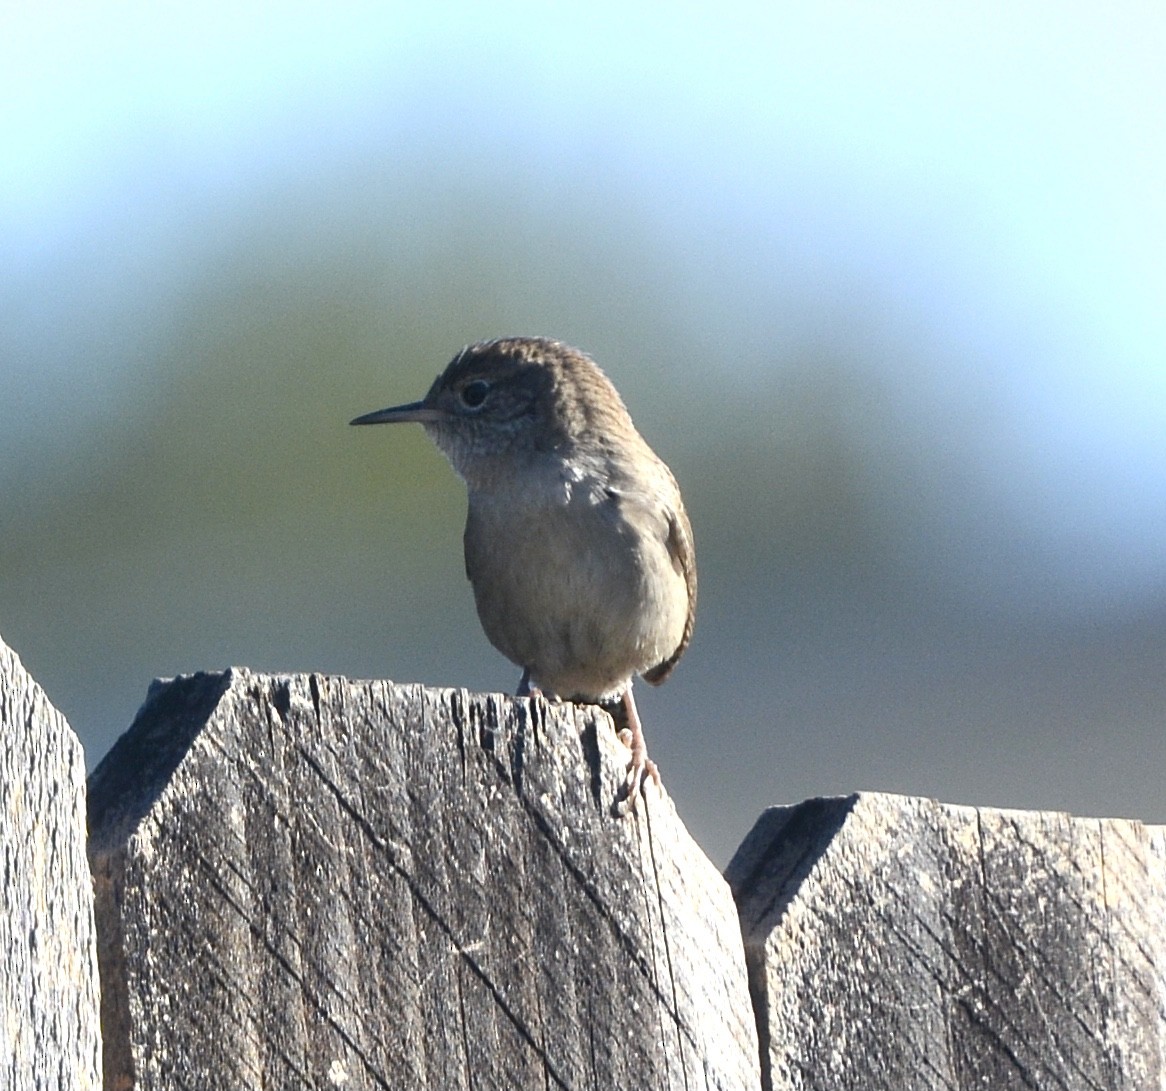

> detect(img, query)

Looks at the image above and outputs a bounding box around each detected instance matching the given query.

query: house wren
[351,336,696,808]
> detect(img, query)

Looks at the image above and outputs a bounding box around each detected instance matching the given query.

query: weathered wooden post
[726,793,1166,1090]
[0,633,102,1090]
[87,669,762,1089]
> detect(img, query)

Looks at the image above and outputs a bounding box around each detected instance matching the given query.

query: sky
[2,1,1164,862]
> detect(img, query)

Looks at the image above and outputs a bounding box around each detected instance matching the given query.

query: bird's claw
[617,726,661,812]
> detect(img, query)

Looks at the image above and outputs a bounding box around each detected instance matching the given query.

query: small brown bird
[351,337,696,808]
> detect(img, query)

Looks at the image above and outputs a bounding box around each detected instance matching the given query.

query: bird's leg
[516,668,542,698]
[617,683,660,809]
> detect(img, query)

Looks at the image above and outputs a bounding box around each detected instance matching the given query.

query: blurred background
[2,2,1164,865]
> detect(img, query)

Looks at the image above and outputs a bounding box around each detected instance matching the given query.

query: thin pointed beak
[350,400,446,426]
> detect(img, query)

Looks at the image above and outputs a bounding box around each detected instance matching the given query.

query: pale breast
[463,470,688,701]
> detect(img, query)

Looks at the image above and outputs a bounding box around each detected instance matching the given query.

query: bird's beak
[350,400,446,426]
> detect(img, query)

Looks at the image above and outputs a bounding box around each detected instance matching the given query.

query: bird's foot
[617,727,661,806]
[616,687,660,813]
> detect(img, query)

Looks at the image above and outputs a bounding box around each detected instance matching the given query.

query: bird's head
[351,336,636,486]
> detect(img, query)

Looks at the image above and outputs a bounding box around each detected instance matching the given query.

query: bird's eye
[459,380,491,408]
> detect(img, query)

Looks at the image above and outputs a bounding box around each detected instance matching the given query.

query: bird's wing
[642,499,697,686]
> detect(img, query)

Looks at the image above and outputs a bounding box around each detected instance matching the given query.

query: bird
[351,336,696,809]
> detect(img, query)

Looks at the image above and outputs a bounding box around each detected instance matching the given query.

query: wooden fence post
[87,669,762,1090]
[1,633,102,1090]
[726,793,1166,1090]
